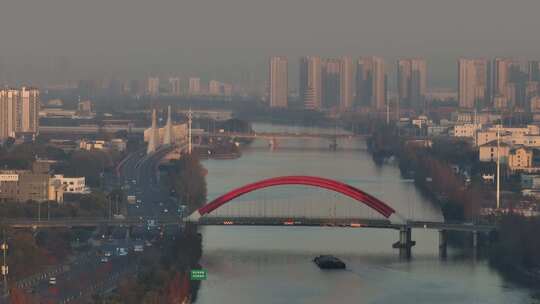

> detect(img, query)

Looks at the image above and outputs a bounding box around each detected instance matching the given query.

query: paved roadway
[119,145,181,220]
[8,145,181,303]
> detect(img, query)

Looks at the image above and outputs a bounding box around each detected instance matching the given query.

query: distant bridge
[202,131,365,140]
[187,175,498,258]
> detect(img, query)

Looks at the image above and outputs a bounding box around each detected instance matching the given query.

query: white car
[100,257,109,263]
[49,277,57,285]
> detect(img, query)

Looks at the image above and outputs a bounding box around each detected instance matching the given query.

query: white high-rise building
[189,78,201,95]
[269,56,288,108]
[458,58,488,109]
[0,87,39,141]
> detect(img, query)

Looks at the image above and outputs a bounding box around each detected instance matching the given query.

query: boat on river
[313,255,346,269]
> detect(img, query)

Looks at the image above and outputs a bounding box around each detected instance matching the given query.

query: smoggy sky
[1,0,540,88]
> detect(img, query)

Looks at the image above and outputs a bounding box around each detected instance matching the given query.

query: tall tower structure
[0,87,39,141]
[147,108,159,154]
[397,58,427,110]
[300,56,322,110]
[357,57,386,110]
[322,58,341,109]
[269,56,288,108]
[147,77,160,96]
[163,105,173,145]
[339,56,355,111]
[529,60,540,82]
[169,77,181,96]
[458,58,488,109]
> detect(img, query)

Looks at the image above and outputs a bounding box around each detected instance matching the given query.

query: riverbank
[366,123,540,289]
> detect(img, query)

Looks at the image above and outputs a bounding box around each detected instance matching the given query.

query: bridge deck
[196,217,497,232]
[0,217,497,232]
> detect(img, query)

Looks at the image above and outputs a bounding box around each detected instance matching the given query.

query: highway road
[11,145,182,303]
[119,145,181,220]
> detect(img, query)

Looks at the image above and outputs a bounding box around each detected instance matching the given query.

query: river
[195,123,533,304]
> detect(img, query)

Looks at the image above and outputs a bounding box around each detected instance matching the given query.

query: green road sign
[190,269,208,281]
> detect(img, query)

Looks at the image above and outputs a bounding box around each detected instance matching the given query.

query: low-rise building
[427,125,449,137]
[476,130,498,146]
[53,175,89,194]
[0,168,64,203]
[110,138,127,152]
[79,139,106,150]
[454,123,482,138]
[479,141,509,163]
[488,125,540,136]
[521,174,540,190]
[508,147,540,173]
[505,135,540,148]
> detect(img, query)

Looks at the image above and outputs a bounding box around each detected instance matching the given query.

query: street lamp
[1,230,8,297]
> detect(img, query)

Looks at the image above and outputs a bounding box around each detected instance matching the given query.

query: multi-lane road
[10,145,181,303]
[118,145,181,220]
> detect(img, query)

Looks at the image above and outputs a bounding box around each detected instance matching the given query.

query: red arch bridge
[186,176,498,258]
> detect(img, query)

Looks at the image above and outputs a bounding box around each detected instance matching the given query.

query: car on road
[49,277,57,285]
[101,257,109,263]
[116,247,128,256]
[104,251,112,257]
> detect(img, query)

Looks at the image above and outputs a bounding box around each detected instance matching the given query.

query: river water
[195,123,533,304]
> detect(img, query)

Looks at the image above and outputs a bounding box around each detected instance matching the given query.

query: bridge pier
[393,226,415,259]
[472,231,479,248]
[329,138,338,151]
[439,230,447,259]
[268,138,278,149]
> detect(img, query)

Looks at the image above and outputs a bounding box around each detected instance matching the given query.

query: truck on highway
[127,195,136,204]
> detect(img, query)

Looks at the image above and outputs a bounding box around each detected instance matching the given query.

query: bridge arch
[187,176,402,222]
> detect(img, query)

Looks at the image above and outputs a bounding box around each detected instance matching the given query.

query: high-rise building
[147,77,160,96]
[300,56,322,110]
[493,58,512,103]
[356,57,386,110]
[169,77,181,96]
[528,60,540,82]
[223,83,233,97]
[209,80,223,96]
[397,58,427,110]
[339,56,355,111]
[0,87,39,141]
[458,58,488,109]
[269,56,288,108]
[189,78,201,95]
[322,58,341,109]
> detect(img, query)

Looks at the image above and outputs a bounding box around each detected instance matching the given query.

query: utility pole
[2,229,8,297]
[386,102,390,125]
[188,108,193,154]
[496,124,501,210]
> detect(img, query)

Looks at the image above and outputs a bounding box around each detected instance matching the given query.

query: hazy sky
[1,0,540,88]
